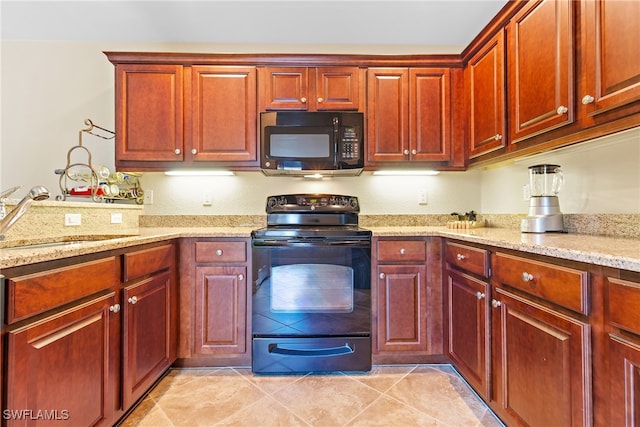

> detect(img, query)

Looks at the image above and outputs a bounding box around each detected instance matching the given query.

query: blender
[521,164,565,233]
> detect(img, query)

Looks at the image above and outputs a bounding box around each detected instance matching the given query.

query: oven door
[251,237,371,373]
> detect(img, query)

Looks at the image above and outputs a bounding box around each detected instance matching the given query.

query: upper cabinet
[466,30,506,159]
[507,0,575,144]
[579,0,640,120]
[366,67,453,164]
[111,59,258,171]
[259,66,362,111]
[115,64,185,165]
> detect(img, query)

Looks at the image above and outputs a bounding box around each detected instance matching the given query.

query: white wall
[2,40,639,215]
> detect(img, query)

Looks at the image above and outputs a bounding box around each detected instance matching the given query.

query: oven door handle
[269,343,354,357]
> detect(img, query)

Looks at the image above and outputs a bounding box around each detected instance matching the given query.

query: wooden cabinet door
[491,288,591,427]
[447,269,490,400]
[507,0,574,144]
[6,293,119,427]
[189,66,257,163]
[122,271,173,409]
[315,67,360,111]
[194,266,247,355]
[115,64,184,164]
[409,68,451,162]
[580,0,640,118]
[375,264,427,353]
[467,30,506,158]
[260,67,309,110]
[366,68,409,163]
[606,333,640,427]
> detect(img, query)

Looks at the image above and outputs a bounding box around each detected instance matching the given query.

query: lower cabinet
[178,238,251,366]
[600,274,640,426]
[2,242,177,427]
[372,237,443,363]
[6,292,120,427]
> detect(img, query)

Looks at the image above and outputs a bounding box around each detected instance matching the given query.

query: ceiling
[1,1,509,52]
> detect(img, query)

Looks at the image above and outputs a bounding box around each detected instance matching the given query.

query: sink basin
[1,235,136,250]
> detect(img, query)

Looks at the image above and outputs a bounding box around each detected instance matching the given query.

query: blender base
[521,214,564,233]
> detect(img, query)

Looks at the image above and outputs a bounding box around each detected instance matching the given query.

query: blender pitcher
[529,164,564,196]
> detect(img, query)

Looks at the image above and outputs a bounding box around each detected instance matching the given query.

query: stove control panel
[266,194,359,213]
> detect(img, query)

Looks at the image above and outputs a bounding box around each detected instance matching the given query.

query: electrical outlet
[418,190,428,205]
[143,189,154,205]
[110,212,123,224]
[64,213,82,226]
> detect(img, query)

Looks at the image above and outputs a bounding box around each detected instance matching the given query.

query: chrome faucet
[0,186,50,240]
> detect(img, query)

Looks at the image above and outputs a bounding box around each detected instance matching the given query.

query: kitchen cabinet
[372,237,443,363]
[121,244,177,409]
[507,0,575,145]
[600,273,640,426]
[579,0,640,121]
[445,241,491,400]
[466,30,506,159]
[490,251,591,427]
[178,238,251,366]
[366,67,452,164]
[259,66,362,111]
[4,254,122,427]
[111,60,258,171]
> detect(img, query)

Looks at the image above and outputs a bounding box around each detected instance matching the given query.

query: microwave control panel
[339,127,361,160]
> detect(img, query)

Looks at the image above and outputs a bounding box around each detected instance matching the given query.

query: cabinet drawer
[196,241,247,263]
[124,243,174,281]
[445,241,489,278]
[607,277,640,335]
[377,240,426,263]
[492,252,588,315]
[7,257,120,324]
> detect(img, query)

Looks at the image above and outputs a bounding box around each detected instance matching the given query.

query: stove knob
[267,197,277,208]
[349,198,358,209]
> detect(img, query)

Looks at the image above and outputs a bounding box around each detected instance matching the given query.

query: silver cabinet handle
[456,254,466,261]
[191,148,197,155]
[491,299,502,308]
[128,296,138,305]
[174,148,181,155]
[300,97,307,104]
[476,292,485,300]
[411,149,417,155]
[216,249,223,256]
[400,248,406,255]
[403,149,410,155]
[238,274,244,281]
[495,134,503,141]
[582,95,595,105]
[317,97,323,103]
[379,273,386,279]
[556,105,568,115]
[522,272,534,282]
[109,303,121,313]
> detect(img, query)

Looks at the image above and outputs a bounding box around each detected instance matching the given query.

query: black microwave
[260,111,364,176]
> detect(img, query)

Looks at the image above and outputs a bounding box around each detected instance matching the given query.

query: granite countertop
[1,226,639,272]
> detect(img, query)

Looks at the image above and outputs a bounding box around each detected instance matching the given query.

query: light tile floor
[119,364,504,427]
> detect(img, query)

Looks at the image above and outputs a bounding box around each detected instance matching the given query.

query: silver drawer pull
[476,292,485,300]
[400,248,406,255]
[128,296,138,305]
[556,105,568,115]
[522,272,534,282]
[491,299,502,308]
[456,254,466,261]
[109,303,121,313]
[379,273,386,279]
[216,249,223,256]
[238,274,244,281]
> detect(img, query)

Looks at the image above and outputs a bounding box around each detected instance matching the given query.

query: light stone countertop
[1,226,638,272]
